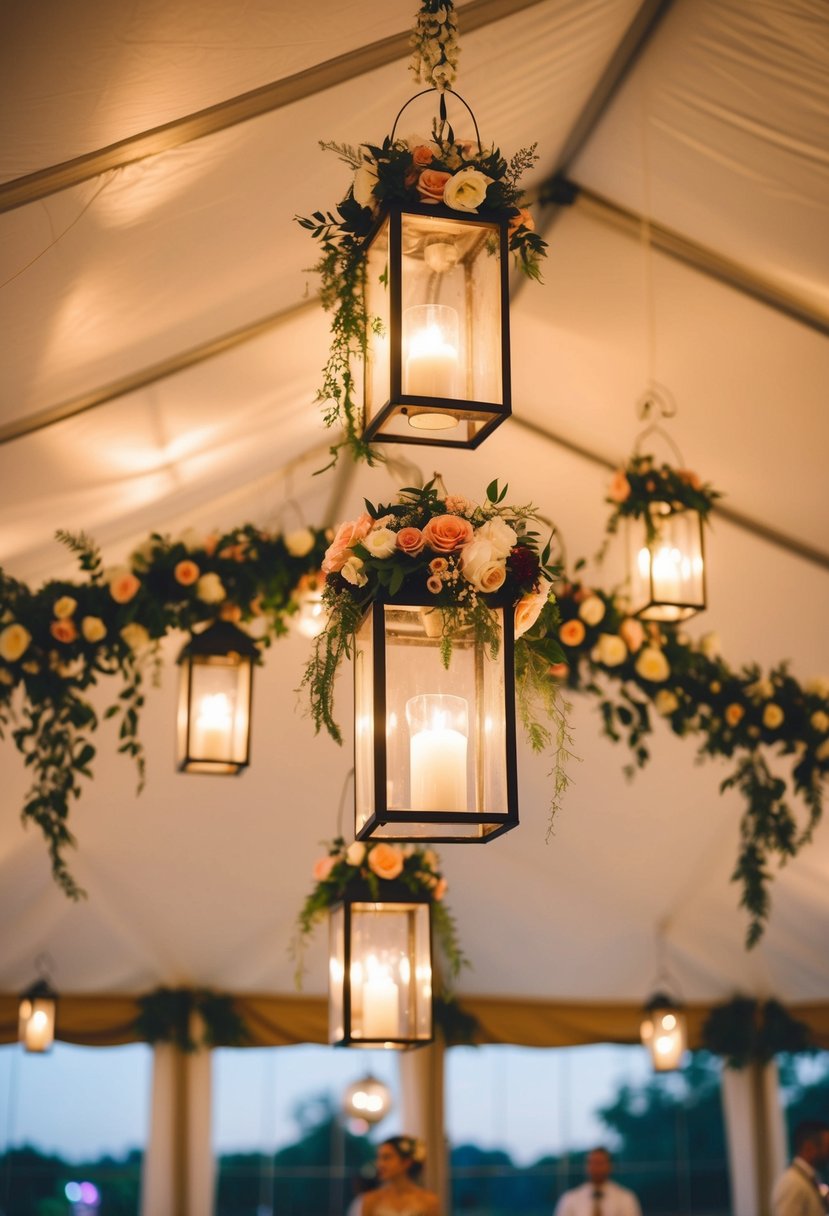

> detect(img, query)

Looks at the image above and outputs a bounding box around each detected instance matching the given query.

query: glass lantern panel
[19,998,56,1052]
[642,1008,687,1071]
[328,904,345,1044]
[354,608,377,836]
[348,902,431,1045]
[365,215,391,433]
[381,604,508,837]
[627,506,705,622]
[183,657,251,772]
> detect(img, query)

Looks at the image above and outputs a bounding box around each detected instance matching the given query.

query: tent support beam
[511,414,829,571]
[0,0,549,214]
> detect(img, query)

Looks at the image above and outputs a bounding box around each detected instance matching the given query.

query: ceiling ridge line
[0,0,550,214]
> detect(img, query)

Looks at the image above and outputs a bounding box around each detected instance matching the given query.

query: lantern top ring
[390,87,482,154]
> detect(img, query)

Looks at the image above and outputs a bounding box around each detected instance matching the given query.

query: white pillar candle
[23,1007,53,1052]
[410,727,468,812]
[362,969,400,1040]
[192,692,233,760]
[406,337,459,398]
[650,544,683,601]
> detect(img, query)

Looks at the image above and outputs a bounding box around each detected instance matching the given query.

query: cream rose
[284,528,316,558]
[443,167,492,212]
[475,562,507,593]
[699,632,721,660]
[322,513,373,574]
[514,584,551,639]
[474,517,518,559]
[341,556,368,587]
[595,633,627,667]
[763,703,784,730]
[422,514,474,553]
[81,616,107,643]
[54,596,77,619]
[196,573,226,603]
[635,646,670,682]
[817,739,829,762]
[811,710,829,734]
[345,841,366,867]
[368,843,404,881]
[120,622,151,651]
[578,595,606,627]
[806,677,829,698]
[109,569,141,604]
[397,527,426,557]
[655,689,679,716]
[0,623,32,662]
[362,528,397,559]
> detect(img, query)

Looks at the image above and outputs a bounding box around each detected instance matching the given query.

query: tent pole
[720,1059,787,1216]
[399,1038,448,1213]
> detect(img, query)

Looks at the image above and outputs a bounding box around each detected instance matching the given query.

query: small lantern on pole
[19,970,58,1054]
[641,991,688,1072]
[353,595,519,843]
[176,621,258,775]
[329,884,433,1049]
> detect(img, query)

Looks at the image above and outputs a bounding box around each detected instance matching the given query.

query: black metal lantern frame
[353,592,519,843]
[19,977,58,1053]
[329,882,433,1050]
[361,199,512,449]
[627,502,707,623]
[176,620,259,775]
[640,990,688,1072]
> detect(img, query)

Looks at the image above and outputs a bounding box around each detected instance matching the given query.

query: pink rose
[368,843,404,881]
[412,144,434,167]
[608,470,631,503]
[417,169,452,204]
[559,619,586,647]
[322,513,373,574]
[219,603,242,622]
[109,571,141,604]
[312,856,335,882]
[508,206,534,234]
[677,468,702,490]
[397,527,426,557]
[619,617,645,653]
[50,619,78,644]
[725,703,745,727]
[175,560,200,586]
[422,514,474,553]
[426,575,443,594]
[514,586,549,639]
[429,558,449,574]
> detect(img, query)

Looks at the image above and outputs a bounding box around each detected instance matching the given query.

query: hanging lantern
[641,992,687,1071]
[342,1074,393,1124]
[627,503,706,622]
[329,885,432,1049]
[19,978,57,1053]
[176,621,259,775]
[353,596,518,842]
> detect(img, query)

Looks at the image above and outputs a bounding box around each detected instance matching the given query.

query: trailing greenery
[604,452,722,543]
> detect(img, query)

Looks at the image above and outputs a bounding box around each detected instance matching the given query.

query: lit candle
[23,1007,53,1052]
[403,304,461,428]
[362,962,400,1039]
[193,692,233,760]
[407,694,469,812]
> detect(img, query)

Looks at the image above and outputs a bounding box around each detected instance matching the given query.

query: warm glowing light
[404,304,461,426]
[407,694,469,812]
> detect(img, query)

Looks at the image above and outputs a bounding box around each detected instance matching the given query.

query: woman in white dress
[361,1135,441,1216]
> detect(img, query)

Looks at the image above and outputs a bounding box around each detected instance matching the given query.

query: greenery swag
[701,997,813,1068]
[604,452,721,543]
[135,987,248,1052]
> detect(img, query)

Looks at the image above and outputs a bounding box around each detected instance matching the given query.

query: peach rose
[322,513,373,574]
[219,603,242,622]
[433,877,448,901]
[417,169,452,204]
[397,527,426,557]
[312,856,335,882]
[426,575,443,594]
[422,514,474,553]
[368,843,404,881]
[619,617,645,653]
[412,144,434,167]
[175,560,200,586]
[53,596,77,619]
[725,703,745,727]
[608,470,631,503]
[508,206,534,234]
[429,558,449,574]
[50,619,78,644]
[514,585,550,639]
[0,623,32,662]
[677,468,702,490]
[559,619,586,647]
[81,616,107,643]
[109,570,141,604]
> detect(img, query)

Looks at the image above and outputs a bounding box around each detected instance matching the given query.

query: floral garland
[701,997,813,1068]
[296,3,546,464]
[135,987,248,1052]
[302,480,573,825]
[552,578,829,946]
[294,837,464,989]
[0,524,329,897]
[605,452,721,543]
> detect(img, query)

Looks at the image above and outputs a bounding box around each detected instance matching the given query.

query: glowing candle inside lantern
[406,694,469,812]
[403,304,460,429]
[22,1006,53,1052]
[193,692,234,760]
[639,545,684,601]
[362,958,400,1039]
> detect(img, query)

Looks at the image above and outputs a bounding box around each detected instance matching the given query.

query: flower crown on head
[397,1135,427,1163]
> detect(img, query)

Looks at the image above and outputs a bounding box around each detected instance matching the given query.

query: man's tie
[591,1188,603,1216]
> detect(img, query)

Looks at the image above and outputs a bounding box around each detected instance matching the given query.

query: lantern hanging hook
[390,88,483,154]
[634,383,685,466]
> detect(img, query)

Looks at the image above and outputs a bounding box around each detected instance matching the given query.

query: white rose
[284,528,315,558]
[579,595,606,627]
[353,159,379,208]
[120,622,150,651]
[459,537,494,583]
[596,633,627,667]
[196,573,226,603]
[473,561,507,593]
[806,677,829,699]
[817,739,829,762]
[130,538,156,570]
[811,711,829,734]
[635,646,670,683]
[747,678,774,701]
[178,528,203,553]
[655,689,679,715]
[763,703,784,730]
[345,842,366,866]
[475,518,518,559]
[514,584,551,639]
[0,623,32,662]
[81,616,107,643]
[443,167,492,213]
[341,557,368,588]
[361,528,397,560]
[699,631,721,659]
[54,596,77,619]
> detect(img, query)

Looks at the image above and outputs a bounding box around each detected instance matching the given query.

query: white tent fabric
[1,0,828,1016]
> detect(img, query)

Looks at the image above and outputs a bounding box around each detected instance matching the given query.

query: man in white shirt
[772,1120,829,1216]
[554,1146,642,1216]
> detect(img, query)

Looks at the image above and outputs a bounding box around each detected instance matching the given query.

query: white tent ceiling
[1,0,828,1018]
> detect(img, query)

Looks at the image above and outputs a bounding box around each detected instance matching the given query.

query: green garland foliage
[134,987,248,1052]
[701,997,813,1068]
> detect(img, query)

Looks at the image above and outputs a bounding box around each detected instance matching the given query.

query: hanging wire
[650,925,685,1001]
[34,952,56,983]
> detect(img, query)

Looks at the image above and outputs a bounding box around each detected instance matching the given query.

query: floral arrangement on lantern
[0,523,329,897]
[302,479,572,822]
[294,836,464,985]
[605,453,721,540]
